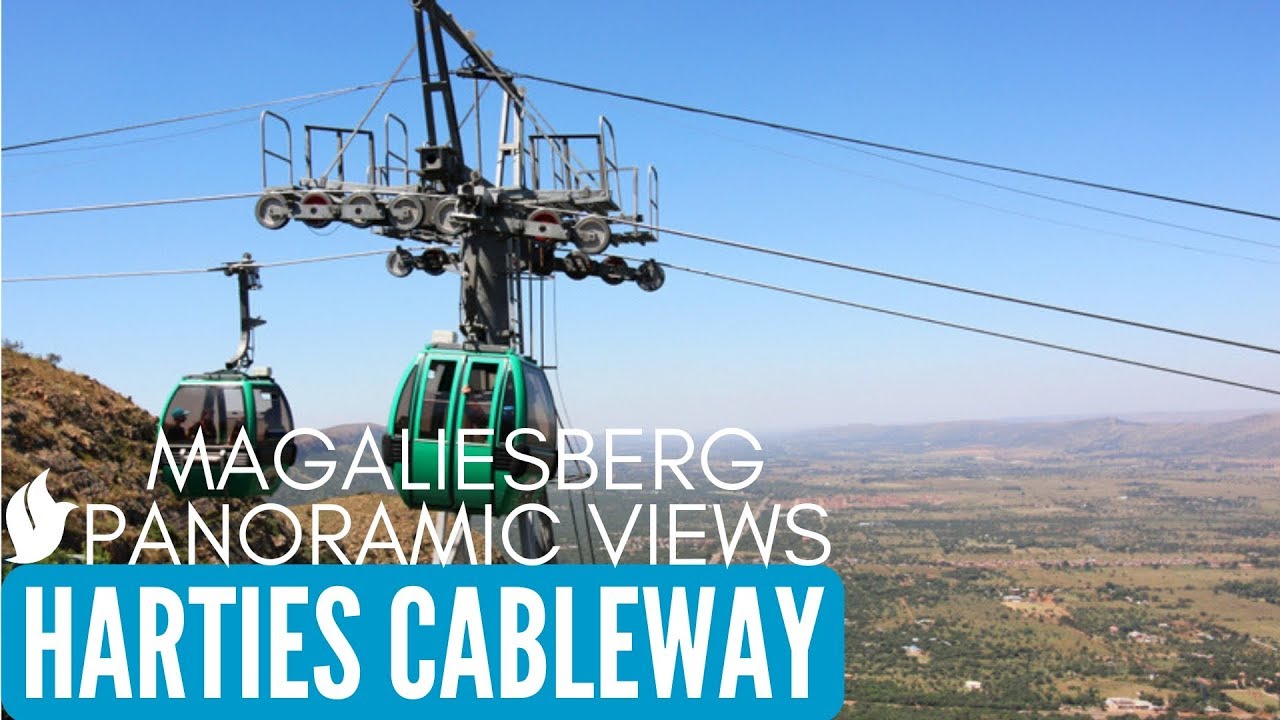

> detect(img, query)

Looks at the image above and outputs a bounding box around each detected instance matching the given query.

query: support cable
[320,46,417,181]
[513,71,1280,224]
[3,78,422,153]
[713,128,1277,262]
[592,215,1280,357]
[2,249,390,283]
[804,133,1280,252]
[7,92,355,159]
[615,256,1280,397]
[2,192,260,218]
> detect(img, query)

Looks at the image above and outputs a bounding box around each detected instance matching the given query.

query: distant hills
[437,412,1279,462]
[287,411,1280,477]
[3,345,1274,534]
[790,413,1280,460]
[273,422,392,505]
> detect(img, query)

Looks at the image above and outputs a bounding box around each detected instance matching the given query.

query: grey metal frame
[303,124,377,185]
[383,113,410,185]
[260,111,293,188]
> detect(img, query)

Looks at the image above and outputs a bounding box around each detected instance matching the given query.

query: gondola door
[452,357,507,509]
[407,355,460,508]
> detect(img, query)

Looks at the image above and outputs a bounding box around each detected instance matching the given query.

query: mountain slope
[1,347,291,564]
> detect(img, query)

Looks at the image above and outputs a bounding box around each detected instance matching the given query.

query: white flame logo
[5,470,77,564]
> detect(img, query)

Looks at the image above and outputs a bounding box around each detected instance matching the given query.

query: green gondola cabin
[382,342,559,515]
[158,369,296,497]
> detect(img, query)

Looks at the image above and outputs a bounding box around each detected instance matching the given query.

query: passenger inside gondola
[461,384,485,429]
[498,374,517,443]
[165,407,193,444]
[162,383,247,446]
[197,405,219,443]
[417,361,453,440]
[166,384,215,445]
[461,363,499,438]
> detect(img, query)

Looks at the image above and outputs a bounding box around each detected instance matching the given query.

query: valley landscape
[3,347,1278,718]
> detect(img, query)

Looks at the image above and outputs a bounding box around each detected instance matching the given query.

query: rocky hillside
[1,347,294,564]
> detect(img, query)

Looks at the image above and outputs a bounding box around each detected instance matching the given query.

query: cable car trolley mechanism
[252,0,666,325]
[157,254,296,498]
[249,0,666,559]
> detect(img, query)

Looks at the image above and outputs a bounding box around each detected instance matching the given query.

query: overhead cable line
[254,249,392,269]
[321,47,416,181]
[511,71,1280,224]
[2,249,389,284]
[2,77,422,153]
[704,126,1277,264]
[627,257,1280,398]
[1,192,260,218]
[7,92,352,160]
[2,266,215,283]
[589,215,1280,357]
[11,114,266,158]
[802,134,1280,252]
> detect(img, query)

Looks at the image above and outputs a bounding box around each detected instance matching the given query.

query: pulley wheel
[527,209,561,243]
[299,191,334,229]
[254,193,292,230]
[419,248,449,276]
[388,195,425,232]
[600,256,629,285]
[433,196,464,235]
[572,215,612,254]
[563,250,593,280]
[636,259,665,292]
[342,192,382,228]
[386,248,414,278]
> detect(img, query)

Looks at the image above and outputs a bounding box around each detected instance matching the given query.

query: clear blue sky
[3,1,1278,432]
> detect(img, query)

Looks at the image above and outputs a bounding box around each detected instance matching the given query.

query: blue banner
[2,564,844,718]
